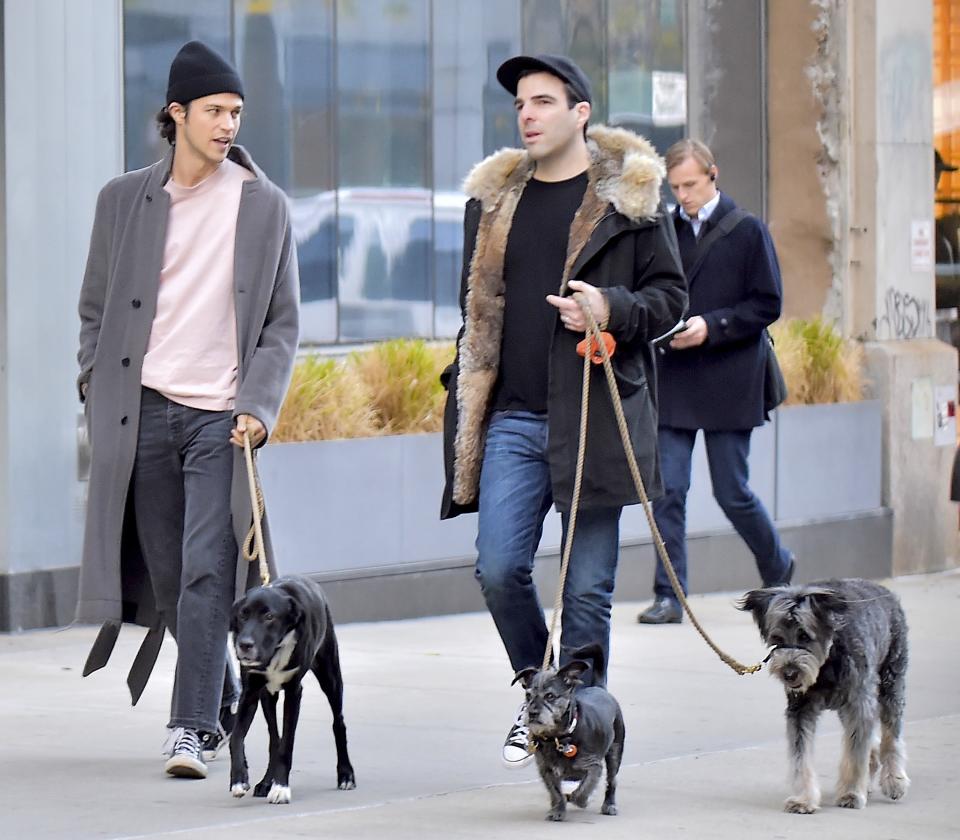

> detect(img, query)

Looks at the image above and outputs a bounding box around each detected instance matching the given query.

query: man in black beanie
[76,40,299,780]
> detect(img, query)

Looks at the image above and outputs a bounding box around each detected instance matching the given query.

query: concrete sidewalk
[2,571,958,839]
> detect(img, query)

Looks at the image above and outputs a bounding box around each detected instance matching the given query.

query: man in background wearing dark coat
[636,139,794,625]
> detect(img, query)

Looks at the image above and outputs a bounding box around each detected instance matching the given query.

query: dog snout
[236,637,256,657]
[781,665,800,684]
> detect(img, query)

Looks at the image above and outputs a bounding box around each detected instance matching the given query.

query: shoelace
[506,707,529,746]
[172,727,201,756]
[161,726,185,757]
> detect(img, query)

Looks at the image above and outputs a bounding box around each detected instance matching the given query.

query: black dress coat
[656,193,783,431]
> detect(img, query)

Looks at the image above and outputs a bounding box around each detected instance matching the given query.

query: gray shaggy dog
[738,578,909,814]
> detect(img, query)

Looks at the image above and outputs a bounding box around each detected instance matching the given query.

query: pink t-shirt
[141,158,254,410]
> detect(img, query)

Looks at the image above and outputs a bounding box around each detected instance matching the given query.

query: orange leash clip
[576,331,616,364]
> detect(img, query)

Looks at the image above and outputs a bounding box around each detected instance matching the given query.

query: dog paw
[835,791,866,809]
[230,782,249,798]
[880,771,910,801]
[266,783,292,805]
[783,796,819,814]
[545,808,566,822]
[601,802,617,816]
[570,791,591,809]
[253,780,273,797]
[338,771,357,790]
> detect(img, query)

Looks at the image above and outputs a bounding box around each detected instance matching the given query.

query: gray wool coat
[75,145,299,694]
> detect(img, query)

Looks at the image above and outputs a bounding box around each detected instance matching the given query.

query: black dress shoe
[637,597,682,624]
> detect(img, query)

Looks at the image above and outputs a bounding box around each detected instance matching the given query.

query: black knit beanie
[166,41,244,106]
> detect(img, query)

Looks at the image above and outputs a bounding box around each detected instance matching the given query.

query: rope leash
[242,430,271,587]
[541,296,762,676]
[542,340,593,670]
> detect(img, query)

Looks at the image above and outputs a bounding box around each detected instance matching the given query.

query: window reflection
[123,1,231,172]
[233,1,337,343]
[432,1,522,336]
[522,0,609,122]
[608,0,685,154]
[336,0,432,341]
[122,0,686,345]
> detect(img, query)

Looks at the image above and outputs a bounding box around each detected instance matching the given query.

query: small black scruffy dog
[738,578,909,814]
[513,644,625,822]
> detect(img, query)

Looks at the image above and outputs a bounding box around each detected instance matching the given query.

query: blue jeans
[651,426,792,603]
[132,388,240,733]
[475,411,621,685]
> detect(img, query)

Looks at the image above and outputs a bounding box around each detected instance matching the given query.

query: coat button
[720,317,728,327]
[120,416,128,425]
[132,299,141,309]
[121,357,130,367]
[145,194,153,202]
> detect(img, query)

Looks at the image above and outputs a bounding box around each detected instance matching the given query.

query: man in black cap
[440,54,686,767]
[76,41,299,780]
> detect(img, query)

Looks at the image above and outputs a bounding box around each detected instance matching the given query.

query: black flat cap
[497,54,592,105]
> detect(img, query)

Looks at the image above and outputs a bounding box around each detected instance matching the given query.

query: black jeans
[132,387,240,733]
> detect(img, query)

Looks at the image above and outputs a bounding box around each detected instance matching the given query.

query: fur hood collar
[463,124,664,223]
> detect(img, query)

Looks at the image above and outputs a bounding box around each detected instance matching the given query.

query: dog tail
[567,643,606,687]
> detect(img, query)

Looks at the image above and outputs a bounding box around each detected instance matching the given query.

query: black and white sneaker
[164,727,207,779]
[200,702,238,762]
[502,702,534,769]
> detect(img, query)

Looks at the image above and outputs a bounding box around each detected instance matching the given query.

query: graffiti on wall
[874,287,933,339]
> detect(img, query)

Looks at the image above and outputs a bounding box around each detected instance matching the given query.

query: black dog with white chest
[229,575,356,804]
[513,644,625,821]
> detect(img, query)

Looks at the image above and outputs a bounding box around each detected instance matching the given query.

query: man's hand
[231,413,266,449]
[546,280,610,332]
[670,314,708,349]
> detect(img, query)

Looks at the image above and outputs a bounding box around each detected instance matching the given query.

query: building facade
[0,0,954,630]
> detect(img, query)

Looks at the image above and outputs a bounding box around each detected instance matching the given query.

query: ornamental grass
[768,316,864,405]
[349,339,454,434]
[271,355,378,443]
[273,340,456,442]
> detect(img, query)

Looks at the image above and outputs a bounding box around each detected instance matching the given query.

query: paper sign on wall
[934,385,957,447]
[911,220,933,272]
[652,71,687,127]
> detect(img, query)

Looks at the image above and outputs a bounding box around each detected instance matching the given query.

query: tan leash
[242,430,271,587]
[542,296,762,676]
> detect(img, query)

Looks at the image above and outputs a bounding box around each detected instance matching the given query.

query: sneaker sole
[501,753,535,769]
[165,756,208,779]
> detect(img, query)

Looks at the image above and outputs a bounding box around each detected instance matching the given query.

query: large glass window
[432,2,522,336]
[122,0,686,345]
[123,0,231,172]
[336,0,431,341]
[608,0,685,158]
[233,2,337,343]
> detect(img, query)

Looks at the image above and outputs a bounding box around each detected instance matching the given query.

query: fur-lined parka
[440,125,687,519]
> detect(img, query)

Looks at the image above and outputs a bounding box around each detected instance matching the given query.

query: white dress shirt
[679,190,721,237]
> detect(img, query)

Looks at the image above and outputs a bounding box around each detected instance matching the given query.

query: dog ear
[286,593,303,627]
[511,667,537,689]
[557,659,589,687]
[805,588,848,626]
[737,588,777,626]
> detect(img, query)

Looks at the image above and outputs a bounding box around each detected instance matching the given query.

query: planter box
[258,400,884,587]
